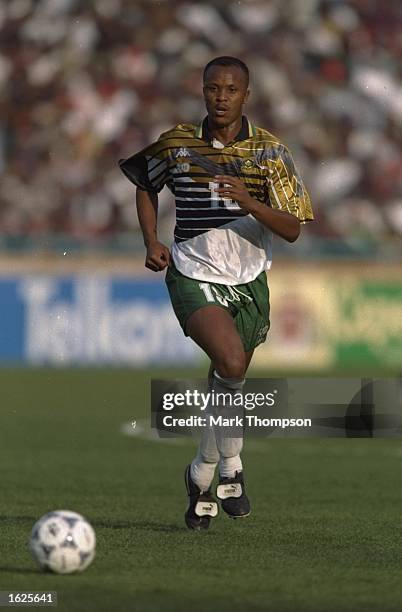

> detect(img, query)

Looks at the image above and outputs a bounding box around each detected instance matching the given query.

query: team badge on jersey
[241,158,255,171]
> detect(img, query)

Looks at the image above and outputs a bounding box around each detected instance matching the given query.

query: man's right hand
[145,241,171,272]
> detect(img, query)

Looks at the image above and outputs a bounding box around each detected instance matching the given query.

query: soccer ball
[29,510,96,574]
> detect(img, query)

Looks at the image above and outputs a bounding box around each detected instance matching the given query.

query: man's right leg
[187,305,246,378]
[192,348,254,489]
[183,306,248,528]
[185,305,249,503]
[207,348,255,384]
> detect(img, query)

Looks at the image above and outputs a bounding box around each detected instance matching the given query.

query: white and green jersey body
[119,116,313,285]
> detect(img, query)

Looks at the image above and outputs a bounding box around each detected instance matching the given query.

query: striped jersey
[119,116,313,285]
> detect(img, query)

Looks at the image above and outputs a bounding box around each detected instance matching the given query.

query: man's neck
[207,116,243,146]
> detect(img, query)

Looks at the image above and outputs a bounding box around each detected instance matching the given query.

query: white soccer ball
[29,510,96,574]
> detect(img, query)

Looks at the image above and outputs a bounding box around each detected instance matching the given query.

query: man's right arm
[136,188,171,272]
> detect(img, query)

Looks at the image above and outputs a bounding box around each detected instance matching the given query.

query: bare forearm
[245,199,300,242]
[136,188,171,271]
[136,188,159,247]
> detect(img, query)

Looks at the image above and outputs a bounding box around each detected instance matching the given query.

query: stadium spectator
[0,0,401,252]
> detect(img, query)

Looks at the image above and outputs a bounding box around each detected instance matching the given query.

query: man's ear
[243,89,250,105]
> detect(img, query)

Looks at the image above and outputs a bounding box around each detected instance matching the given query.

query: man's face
[203,65,249,128]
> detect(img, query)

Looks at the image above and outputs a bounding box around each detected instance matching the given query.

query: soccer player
[119,56,313,530]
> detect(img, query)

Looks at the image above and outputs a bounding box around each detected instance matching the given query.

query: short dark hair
[203,56,249,85]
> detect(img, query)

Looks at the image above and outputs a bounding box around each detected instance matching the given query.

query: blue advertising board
[0,276,200,365]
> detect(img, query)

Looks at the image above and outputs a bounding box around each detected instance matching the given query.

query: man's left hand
[214,175,257,210]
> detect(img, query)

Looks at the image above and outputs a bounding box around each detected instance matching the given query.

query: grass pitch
[1,368,402,612]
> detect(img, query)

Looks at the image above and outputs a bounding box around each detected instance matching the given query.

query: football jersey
[119,116,313,285]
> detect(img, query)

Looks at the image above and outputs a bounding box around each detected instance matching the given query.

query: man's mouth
[215,107,229,116]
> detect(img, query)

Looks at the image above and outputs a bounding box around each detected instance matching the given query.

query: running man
[119,56,313,530]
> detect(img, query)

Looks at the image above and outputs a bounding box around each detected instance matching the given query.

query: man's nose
[216,90,227,101]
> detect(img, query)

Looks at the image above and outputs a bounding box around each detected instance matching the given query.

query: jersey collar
[195,115,256,145]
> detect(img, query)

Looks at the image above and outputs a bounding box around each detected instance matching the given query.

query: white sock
[198,407,220,465]
[212,370,245,459]
[190,455,217,492]
[219,454,243,478]
[189,372,245,490]
[189,377,220,492]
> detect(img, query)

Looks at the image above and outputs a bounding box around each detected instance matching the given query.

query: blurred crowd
[1,0,402,251]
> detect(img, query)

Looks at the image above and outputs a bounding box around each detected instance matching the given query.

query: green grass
[1,368,402,612]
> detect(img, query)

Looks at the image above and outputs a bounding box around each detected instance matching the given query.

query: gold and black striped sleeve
[268,146,313,223]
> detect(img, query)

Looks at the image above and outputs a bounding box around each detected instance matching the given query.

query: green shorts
[165,264,270,352]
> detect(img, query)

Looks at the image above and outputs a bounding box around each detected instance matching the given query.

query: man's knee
[215,351,246,379]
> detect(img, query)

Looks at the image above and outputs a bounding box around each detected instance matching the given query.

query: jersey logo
[241,158,255,170]
[175,147,190,159]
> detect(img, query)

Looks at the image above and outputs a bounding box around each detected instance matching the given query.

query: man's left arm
[214,176,299,242]
[215,147,313,243]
